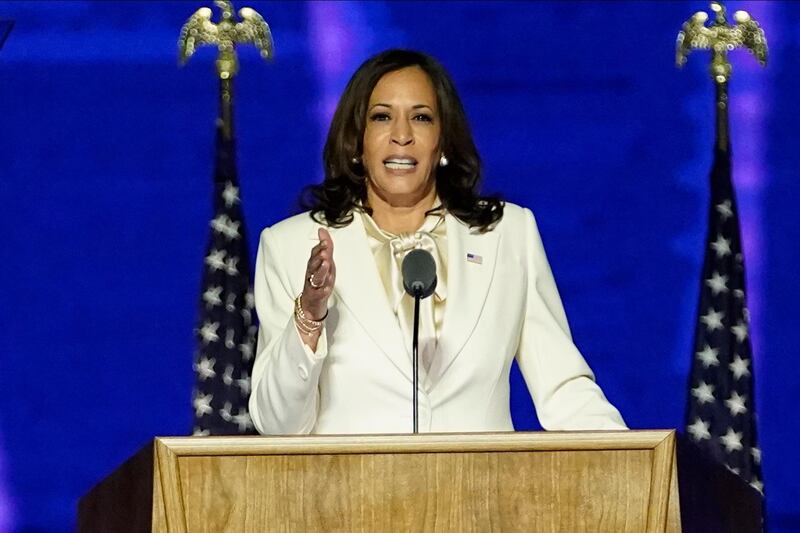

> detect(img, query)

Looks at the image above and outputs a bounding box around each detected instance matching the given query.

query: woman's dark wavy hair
[301,49,503,232]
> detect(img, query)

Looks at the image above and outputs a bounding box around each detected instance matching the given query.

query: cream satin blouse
[359,207,447,375]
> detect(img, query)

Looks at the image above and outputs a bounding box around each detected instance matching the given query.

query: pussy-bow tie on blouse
[365,213,447,313]
[361,211,447,375]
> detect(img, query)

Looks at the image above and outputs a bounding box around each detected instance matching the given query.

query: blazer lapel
[425,214,500,390]
[327,216,413,382]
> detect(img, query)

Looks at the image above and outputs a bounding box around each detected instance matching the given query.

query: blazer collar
[424,214,500,390]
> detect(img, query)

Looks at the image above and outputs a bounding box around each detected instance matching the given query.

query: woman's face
[362,66,441,208]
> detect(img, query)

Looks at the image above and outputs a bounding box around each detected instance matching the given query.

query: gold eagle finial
[178,0,274,79]
[676,2,766,83]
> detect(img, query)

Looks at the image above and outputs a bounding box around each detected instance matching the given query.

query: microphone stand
[402,248,436,435]
[412,293,420,434]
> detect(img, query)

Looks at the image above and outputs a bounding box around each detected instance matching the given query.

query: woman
[249,49,625,434]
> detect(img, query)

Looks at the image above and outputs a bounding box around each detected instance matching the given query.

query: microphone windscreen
[402,249,437,298]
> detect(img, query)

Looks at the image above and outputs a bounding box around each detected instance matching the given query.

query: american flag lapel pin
[466,252,483,264]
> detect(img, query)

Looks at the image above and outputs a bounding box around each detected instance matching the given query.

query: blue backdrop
[1,1,798,531]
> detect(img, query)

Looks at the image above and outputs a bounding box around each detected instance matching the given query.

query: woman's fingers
[308,229,335,285]
[319,228,333,252]
[317,228,335,288]
[307,231,331,264]
[315,261,330,285]
[305,230,335,288]
[306,255,332,293]
[307,255,323,274]
[300,230,335,320]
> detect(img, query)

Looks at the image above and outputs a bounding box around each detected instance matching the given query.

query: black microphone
[401,249,438,434]
[402,249,437,298]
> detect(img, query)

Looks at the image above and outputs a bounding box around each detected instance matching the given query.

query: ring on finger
[308,273,324,289]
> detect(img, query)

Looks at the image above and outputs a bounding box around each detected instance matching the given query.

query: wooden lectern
[78,430,761,532]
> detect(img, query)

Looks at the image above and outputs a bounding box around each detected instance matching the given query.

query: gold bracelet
[296,293,328,323]
[294,317,319,336]
[294,313,321,335]
[294,294,327,333]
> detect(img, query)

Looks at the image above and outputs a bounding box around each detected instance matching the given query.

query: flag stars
[729,355,751,380]
[241,307,252,327]
[193,392,214,417]
[687,418,711,441]
[685,177,762,495]
[203,286,223,308]
[731,320,749,343]
[751,447,761,465]
[232,409,254,432]
[719,428,744,452]
[210,214,241,240]
[224,328,236,348]
[701,307,725,332]
[710,234,732,258]
[725,391,748,416]
[205,249,227,271]
[222,182,240,208]
[696,344,720,368]
[199,321,220,344]
[225,292,237,311]
[225,256,239,276]
[194,146,256,435]
[691,381,715,404]
[194,356,216,380]
[236,371,251,396]
[716,199,733,221]
[222,364,234,386]
[239,341,254,362]
[705,271,729,295]
[750,478,764,495]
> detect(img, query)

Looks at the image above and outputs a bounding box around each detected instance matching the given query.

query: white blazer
[249,202,626,434]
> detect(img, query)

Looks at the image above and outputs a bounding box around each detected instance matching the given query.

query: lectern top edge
[154,429,675,457]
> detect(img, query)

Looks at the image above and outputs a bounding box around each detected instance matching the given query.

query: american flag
[684,144,764,496]
[191,121,258,436]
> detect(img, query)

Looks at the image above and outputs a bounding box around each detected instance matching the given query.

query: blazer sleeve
[515,208,627,430]
[248,226,328,434]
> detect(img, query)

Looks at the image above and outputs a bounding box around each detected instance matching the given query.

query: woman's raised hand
[300,228,336,321]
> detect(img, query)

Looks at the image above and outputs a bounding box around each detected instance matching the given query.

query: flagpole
[715,80,729,153]
[709,3,731,154]
[178,0,274,435]
[219,77,234,141]
[209,1,239,142]
[676,0,768,505]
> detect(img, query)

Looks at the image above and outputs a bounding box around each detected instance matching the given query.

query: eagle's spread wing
[676,12,712,66]
[735,17,767,65]
[236,7,274,60]
[179,7,219,64]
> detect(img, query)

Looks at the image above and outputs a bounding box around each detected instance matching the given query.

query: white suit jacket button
[298,364,309,380]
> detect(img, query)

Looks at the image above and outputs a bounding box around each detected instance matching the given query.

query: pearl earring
[351,156,360,165]
[439,154,449,167]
